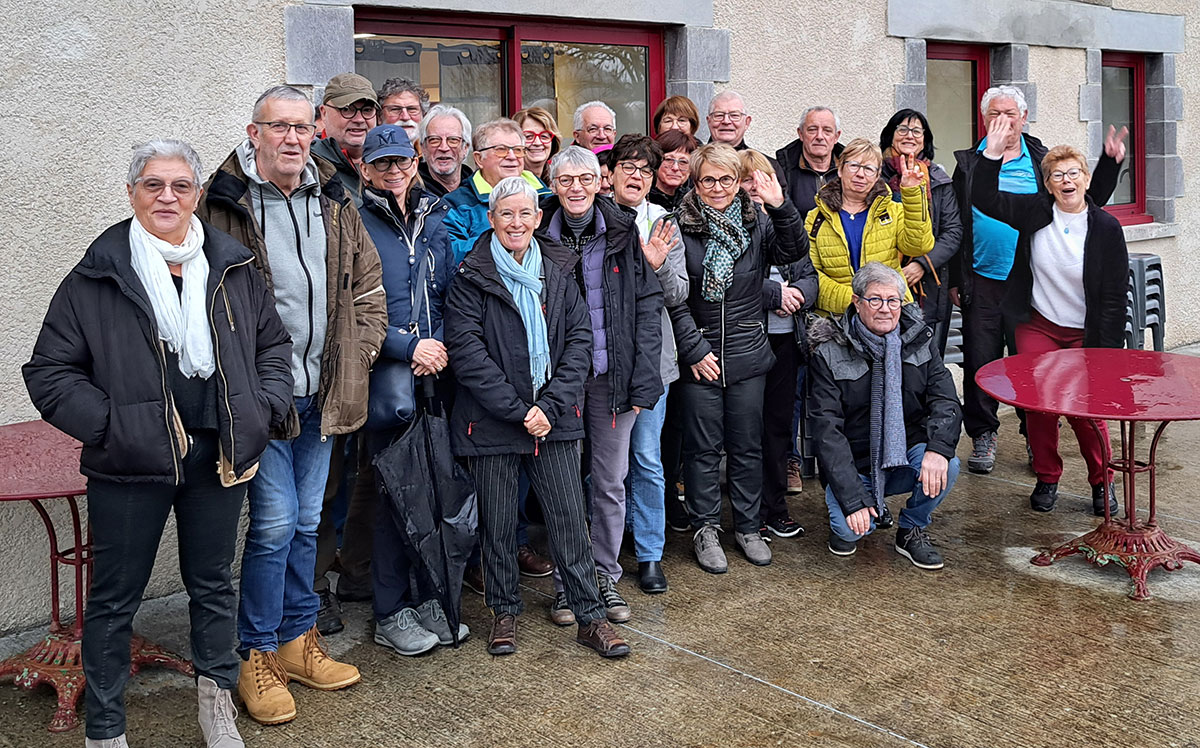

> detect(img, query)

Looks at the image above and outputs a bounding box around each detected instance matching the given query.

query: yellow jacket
[805,178,934,315]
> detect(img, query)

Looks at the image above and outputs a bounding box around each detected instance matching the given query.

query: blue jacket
[445,170,551,265]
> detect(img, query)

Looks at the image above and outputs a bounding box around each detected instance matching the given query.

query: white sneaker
[86,737,129,748]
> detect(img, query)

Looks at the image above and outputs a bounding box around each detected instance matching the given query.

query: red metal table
[977,348,1200,600]
[0,419,193,732]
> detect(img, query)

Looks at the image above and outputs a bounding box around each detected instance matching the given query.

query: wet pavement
[2,411,1199,747]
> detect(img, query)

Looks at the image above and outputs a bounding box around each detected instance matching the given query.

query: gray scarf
[852,315,908,513]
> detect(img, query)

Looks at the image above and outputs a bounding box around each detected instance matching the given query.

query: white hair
[252,85,315,123]
[851,262,907,300]
[420,104,473,154]
[799,105,841,132]
[980,85,1029,117]
[708,90,748,115]
[488,176,540,211]
[548,146,601,181]
[127,138,203,187]
[573,101,616,132]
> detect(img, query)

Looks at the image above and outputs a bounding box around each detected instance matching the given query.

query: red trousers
[1014,312,1112,486]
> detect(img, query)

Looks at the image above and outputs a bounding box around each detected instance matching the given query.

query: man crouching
[809,262,962,569]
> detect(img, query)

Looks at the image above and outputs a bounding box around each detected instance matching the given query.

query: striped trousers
[468,440,606,623]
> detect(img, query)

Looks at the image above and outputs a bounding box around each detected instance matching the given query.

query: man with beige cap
[311,72,379,206]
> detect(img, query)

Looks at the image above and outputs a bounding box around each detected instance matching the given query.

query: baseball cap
[362,125,417,162]
[323,73,379,108]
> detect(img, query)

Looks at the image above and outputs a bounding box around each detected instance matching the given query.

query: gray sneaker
[374,608,439,656]
[693,525,728,574]
[415,599,470,645]
[968,431,998,474]
[86,738,129,748]
[735,531,773,566]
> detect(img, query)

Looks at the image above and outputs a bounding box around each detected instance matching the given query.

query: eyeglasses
[424,135,464,149]
[479,144,527,158]
[844,161,880,178]
[585,125,616,136]
[697,175,737,189]
[895,125,925,137]
[860,297,903,310]
[662,156,690,170]
[554,173,598,188]
[493,208,537,222]
[523,130,554,144]
[135,177,198,197]
[254,121,317,137]
[617,161,654,178]
[383,104,422,119]
[332,103,379,120]
[369,156,415,172]
[708,111,746,123]
[1050,168,1084,182]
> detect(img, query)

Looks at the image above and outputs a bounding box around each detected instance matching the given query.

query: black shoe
[637,561,668,594]
[316,589,344,636]
[757,524,774,543]
[827,532,857,556]
[894,526,944,570]
[1030,480,1059,512]
[764,515,805,538]
[665,496,691,533]
[875,504,895,530]
[1092,482,1119,517]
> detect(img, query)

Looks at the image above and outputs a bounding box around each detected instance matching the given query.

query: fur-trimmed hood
[807,303,929,352]
[814,177,892,214]
[675,188,760,237]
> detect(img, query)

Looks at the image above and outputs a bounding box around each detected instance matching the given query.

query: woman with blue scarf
[444,176,631,659]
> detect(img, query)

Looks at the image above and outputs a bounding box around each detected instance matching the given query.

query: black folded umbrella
[373,409,477,646]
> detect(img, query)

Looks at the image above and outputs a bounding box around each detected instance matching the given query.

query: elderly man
[418,104,473,197]
[310,73,379,205]
[573,101,617,150]
[808,262,962,569]
[706,90,785,185]
[378,77,428,144]
[199,84,387,724]
[445,117,550,264]
[776,105,844,217]
[951,85,1124,475]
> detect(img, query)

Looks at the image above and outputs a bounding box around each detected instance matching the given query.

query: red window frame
[1101,52,1152,226]
[926,42,991,141]
[354,9,666,119]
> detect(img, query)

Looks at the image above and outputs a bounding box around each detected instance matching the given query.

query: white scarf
[128,215,215,379]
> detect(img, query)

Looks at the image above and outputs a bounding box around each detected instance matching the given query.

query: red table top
[0,420,86,501]
[976,349,1200,422]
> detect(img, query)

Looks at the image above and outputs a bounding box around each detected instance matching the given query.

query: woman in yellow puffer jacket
[805,138,934,316]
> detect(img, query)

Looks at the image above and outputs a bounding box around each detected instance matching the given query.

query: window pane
[1102,65,1135,206]
[926,59,977,162]
[521,41,648,138]
[356,35,503,128]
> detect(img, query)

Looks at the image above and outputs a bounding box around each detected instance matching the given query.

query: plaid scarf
[699,197,750,302]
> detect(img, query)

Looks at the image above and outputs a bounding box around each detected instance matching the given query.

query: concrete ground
[3,411,1200,748]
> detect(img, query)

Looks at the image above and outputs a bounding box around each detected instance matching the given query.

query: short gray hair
[799,105,841,132]
[420,105,472,152]
[980,85,1028,117]
[473,118,523,152]
[379,77,430,113]
[252,85,315,123]
[488,176,540,211]
[573,101,616,132]
[548,146,601,181]
[127,139,204,188]
[851,262,907,300]
[709,90,748,115]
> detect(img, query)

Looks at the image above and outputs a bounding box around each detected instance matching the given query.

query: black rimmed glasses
[254,121,317,138]
[616,161,654,178]
[861,297,902,310]
[697,174,737,189]
[333,103,379,120]
[369,156,415,172]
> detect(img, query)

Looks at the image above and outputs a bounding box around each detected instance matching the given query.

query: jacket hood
[807,303,928,352]
[777,139,845,175]
[814,177,892,214]
[209,142,343,210]
[675,189,759,237]
[235,139,321,195]
[76,218,255,283]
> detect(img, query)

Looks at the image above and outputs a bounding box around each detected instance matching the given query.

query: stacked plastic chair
[1126,253,1166,351]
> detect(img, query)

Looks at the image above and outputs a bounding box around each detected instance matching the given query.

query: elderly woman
[513,106,561,184]
[879,110,963,354]
[354,124,466,655]
[670,143,812,573]
[653,95,700,136]
[649,129,699,211]
[739,149,817,539]
[807,138,934,316]
[445,176,631,659]
[972,116,1127,517]
[24,140,293,748]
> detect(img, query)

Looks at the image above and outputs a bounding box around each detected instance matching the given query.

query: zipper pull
[468,421,474,435]
[534,438,540,457]
[612,412,617,429]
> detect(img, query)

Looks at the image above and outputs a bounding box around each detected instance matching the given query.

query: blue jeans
[625,385,669,563]
[238,395,334,653]
[825,443,959,542]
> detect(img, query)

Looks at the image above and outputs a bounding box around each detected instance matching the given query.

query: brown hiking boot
[576,619,631,658]
[277,626,361,691]
[237,649,296,725]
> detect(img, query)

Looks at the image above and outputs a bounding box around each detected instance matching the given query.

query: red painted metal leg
[130,634,194,678]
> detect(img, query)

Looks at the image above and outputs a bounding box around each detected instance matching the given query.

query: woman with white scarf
[24,139,294,748]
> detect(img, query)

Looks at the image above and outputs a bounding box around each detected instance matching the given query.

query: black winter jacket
[970,155,1129,348]
[536,195,665,413]
[445,232,591,456]
[24,220,294,486]
[670,190,812,386]
[950,133,1119,305]
[808,306,962,516]
[776,140,844,218]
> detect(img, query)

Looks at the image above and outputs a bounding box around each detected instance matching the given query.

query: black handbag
[365,243,433,430]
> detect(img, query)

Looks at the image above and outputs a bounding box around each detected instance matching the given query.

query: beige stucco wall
[0,0,287,633]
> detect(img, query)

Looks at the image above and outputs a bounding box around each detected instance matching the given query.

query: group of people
[23,68,1133,748]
